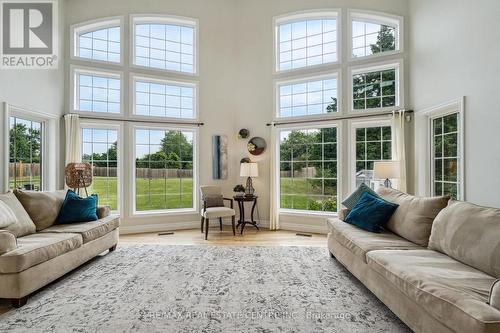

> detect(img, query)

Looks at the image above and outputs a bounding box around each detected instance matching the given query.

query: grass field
[10,176,337,213]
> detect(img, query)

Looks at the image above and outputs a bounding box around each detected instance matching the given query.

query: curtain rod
[71,114,204,127]
[266,110,414,127]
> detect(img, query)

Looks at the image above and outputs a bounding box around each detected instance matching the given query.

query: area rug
[0,245,410,332]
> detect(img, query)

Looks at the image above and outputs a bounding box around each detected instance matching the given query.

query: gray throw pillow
[342,183,379,209]
[0,201,17,228]
[203,195,224,208]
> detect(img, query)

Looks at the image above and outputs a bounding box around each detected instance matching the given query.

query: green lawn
[89,177,193,211]
[280,177,337,212]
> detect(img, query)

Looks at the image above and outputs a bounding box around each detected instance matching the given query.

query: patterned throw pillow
[341,183,380,210]
[203,195,224,208]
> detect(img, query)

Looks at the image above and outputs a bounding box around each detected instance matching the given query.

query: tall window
[81,128,118,210]
[349,11,402,59]
[279,127,338,212]
[354,125,392,188]
[74,69,121,113]
[277,75,338,118]
[132,17,196,74]
[9,116,42,191]
[275,12,338,72]
[133,76,195,119]
[432,113,461,199]
[135,128,194,212]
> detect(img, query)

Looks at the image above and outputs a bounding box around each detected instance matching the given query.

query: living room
[0,0,499,332]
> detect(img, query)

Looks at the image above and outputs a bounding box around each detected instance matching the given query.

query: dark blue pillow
[56,190,98,224]
[341,183,380,210]
[345,192,399,233]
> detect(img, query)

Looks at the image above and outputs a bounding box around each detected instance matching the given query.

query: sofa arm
[0,230,17,255]
[489,279,500,310]
[338,208,350,221]
[97,205,111,219]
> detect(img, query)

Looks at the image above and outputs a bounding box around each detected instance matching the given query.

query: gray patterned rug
[0,245,410,332]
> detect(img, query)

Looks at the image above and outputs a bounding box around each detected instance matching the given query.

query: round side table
[233,195,259,234]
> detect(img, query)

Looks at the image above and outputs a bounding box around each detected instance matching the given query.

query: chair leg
[205,218,209,240]
[231,215,236,236]
[219,217,223,231]
[201,216,205,233]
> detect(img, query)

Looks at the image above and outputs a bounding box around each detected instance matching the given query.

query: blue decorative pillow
[345,192,399,233]
[55,190,98,224]
[341,183,380,210]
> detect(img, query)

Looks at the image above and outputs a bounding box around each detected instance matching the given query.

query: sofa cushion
[0,232,83,273]
[0,192,36,237]
[367,249,500,333]
[14,189,67,231]
[0,200,18,228]
[429,200,500,278]
[376,187,449,246]
[201,207,235,219]
[345,192,399,233]
[326,218,421,263]
[0,230,17,255]
[40,215,120,243]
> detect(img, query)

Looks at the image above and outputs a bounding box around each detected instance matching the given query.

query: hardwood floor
[0,228,326,315]
[120,226,327,247]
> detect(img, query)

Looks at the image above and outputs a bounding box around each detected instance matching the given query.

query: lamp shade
[240,162,258,177]
[373,161,400,179]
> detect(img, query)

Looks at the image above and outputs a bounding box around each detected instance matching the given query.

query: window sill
[279,209,338,218]
[132,208,198,218]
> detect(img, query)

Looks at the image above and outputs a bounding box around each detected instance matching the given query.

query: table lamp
[373,161,400,188]
[240,162,258,196]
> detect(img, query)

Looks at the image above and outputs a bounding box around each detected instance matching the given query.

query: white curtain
[391,110,407,192]
[64,114,81,165]
[269,123,280,230]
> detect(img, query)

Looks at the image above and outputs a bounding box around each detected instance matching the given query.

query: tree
[9,123,41,163]
[135,131,193,169]
[370,25,395,54]
[326,97,338,113]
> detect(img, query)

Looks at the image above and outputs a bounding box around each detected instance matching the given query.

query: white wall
[409,0,500,208]
[0,0,66,190]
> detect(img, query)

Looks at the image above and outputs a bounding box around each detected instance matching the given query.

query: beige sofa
[0,190,119,308]
[327,187,500,333]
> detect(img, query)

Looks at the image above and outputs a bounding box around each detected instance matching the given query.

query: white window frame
[129,73,199,122]
[80,120,124,214]
[70,16,124,66]
[348,59,403,114]
[415,97,465,200]
[348,9,403,62]
[275,121,342,217]
[0,102,58,192]
[130,14,199,76]
[348,117,392,192]
[273,9,341,75]
[130,123,199,216]
[70,65,124,118]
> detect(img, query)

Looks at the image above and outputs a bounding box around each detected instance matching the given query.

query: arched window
[132,16,197,74]
[349,11,402,59]
[275,11,339,72]
[72,18,122,63]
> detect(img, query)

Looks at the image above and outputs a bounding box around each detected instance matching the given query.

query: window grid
[135,79,194,119]
[353,68,396,110]
[355,126,392,188]
[352,20,396,58]
[279,128,338,212]
[78,27,120,63]
[134,23,195,73]
[9,116,42,191]
[432,113,460,199]
[77,73,121,113]
[81,128,118,210]
[278,19,337,71]
[279,77,338,118]
[135,129,194,211]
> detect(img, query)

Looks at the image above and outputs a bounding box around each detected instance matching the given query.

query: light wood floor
[0,227,327,314]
